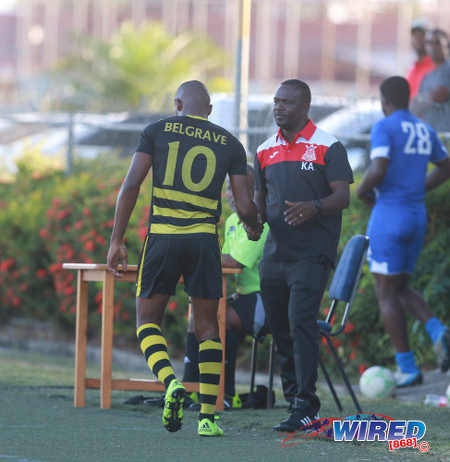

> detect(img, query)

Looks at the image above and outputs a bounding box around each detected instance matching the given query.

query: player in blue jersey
[357,76,450,387]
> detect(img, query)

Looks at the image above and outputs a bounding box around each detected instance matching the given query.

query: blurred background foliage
[47,22,231,112]
[0,149,231,353]
[0,151,448,377]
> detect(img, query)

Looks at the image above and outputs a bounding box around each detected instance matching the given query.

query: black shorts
[229,292,268,338]
[136,235,222,299]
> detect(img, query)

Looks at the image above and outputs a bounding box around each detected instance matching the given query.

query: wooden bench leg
[100,271,115,409]
[74,270,88,408]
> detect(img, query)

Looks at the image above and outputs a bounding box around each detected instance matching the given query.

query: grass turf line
[0,348,449,462]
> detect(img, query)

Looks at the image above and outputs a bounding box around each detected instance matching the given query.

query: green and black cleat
[162,379,186,432]
[198,418,224,437]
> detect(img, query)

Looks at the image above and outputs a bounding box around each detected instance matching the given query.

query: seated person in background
[183,165,271,408]
[411,29,450,132]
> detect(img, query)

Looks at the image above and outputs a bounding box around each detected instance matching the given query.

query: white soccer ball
[359,366,395,399]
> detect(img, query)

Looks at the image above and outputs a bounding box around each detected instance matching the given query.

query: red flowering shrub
[0,155,188,349]
[1,156,448,366]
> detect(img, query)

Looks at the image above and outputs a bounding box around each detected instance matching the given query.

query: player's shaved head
[174,80,212,117]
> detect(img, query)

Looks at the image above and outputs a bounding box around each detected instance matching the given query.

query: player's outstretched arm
[107,152,152,277]
[254,190,267,224]
[229,174,259,234]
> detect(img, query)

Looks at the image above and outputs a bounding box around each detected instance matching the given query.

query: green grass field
[0,348,449,462]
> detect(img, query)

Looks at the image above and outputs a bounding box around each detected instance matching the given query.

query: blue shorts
[366,203,427,275]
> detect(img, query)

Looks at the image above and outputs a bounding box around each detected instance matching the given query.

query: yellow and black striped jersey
[136,115,247,236]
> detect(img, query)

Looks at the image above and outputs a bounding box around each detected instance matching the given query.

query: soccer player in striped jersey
[107,80,261,436]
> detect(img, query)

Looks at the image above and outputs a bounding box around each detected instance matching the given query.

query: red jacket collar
[276,119,316,144]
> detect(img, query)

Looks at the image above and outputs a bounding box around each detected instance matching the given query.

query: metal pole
[17,0,32,78]
[356,4,372,97]
[66,112,74,176]
[234,1,243,140]
[284,0,301,77]
[234,0,251,150]
[74,0,89,34]
[321,4,336,86]
[44,0,60,67]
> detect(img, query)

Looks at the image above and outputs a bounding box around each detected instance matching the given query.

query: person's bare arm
[107,152,152,277]
[356,157,389,206]
[426,157,450,191]
[254,190,267,224]
[284,181,350,226]
[229,174,259,233]
[222,253,244,268]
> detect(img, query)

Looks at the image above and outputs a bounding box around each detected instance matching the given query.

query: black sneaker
[273,400,319,432]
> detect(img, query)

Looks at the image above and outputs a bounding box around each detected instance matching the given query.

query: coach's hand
[107,240,128,278]
[284,200,317,226]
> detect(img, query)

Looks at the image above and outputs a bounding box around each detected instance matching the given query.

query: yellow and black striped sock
[198,338,222,422]
[137,323,176,389]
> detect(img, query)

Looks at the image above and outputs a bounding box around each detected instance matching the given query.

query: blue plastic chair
[318,234,369,413]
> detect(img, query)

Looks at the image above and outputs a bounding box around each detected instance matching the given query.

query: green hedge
[1,152,448,375]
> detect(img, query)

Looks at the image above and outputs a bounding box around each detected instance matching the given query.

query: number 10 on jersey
[163,141,216,192]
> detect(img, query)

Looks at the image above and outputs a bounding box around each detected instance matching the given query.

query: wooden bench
[62,263,240,411]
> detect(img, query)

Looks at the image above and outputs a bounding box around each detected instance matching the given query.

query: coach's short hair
[380,76,410,109]
[281,79,311,107]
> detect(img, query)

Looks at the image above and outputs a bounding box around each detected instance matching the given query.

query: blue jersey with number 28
[370,109,448,206]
